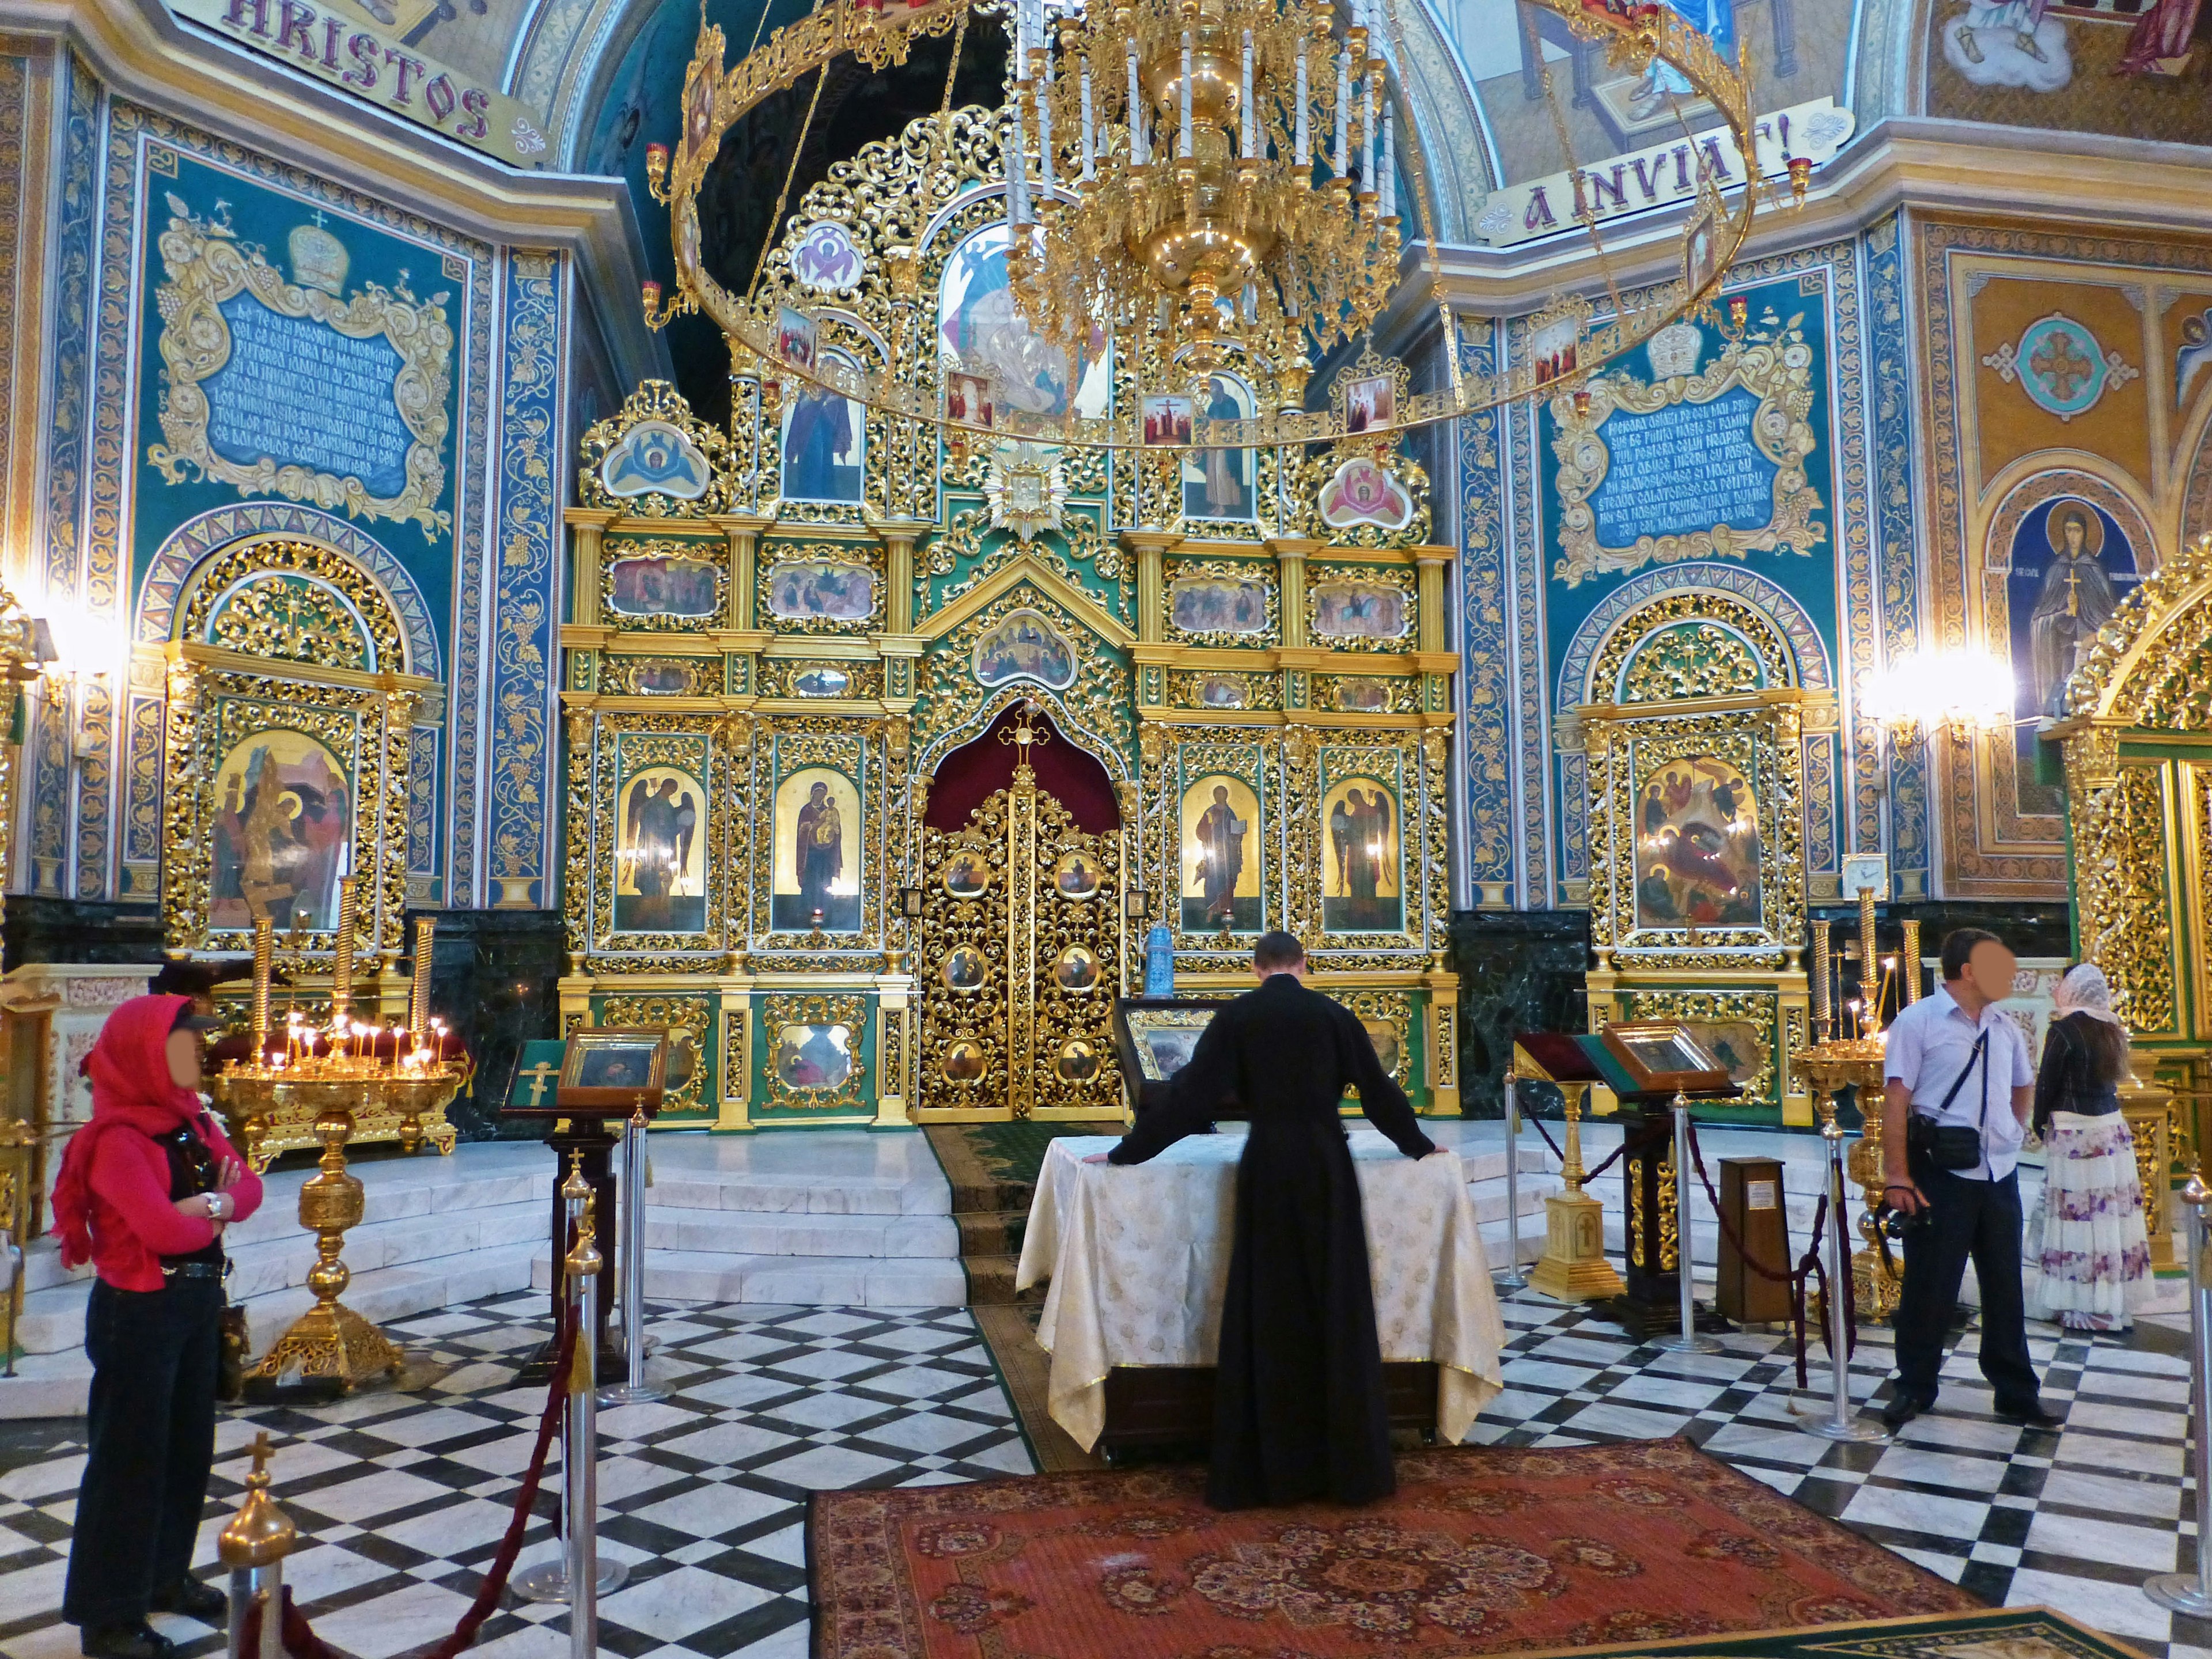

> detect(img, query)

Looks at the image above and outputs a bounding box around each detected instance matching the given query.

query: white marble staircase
[527,1131,965,1308]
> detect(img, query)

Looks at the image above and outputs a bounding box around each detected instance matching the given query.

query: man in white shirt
[1878,928,2056,1431]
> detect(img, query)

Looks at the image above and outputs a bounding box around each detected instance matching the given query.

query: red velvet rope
[239,1302,582,1659]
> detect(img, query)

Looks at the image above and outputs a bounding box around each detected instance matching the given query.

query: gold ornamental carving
[760,992,871,1115]
[180,539,407,672]
[145,196,453,535]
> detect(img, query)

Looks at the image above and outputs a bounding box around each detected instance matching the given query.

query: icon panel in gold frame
[1598,1021,1732,1095]
[560,1027,669,1112]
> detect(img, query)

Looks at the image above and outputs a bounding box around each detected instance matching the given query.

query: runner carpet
[808,1438,1982,1659]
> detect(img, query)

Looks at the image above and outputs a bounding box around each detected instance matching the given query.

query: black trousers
[63,1277,222,1628]
[1891,1156,2041,1409]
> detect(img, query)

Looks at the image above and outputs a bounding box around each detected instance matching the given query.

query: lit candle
[1294,37,1309,165]
[330,874,357,1034]
[1180,31,1193,158]
[1080,59,1095,181]
[1127,39,1146,165]
[1241,29,1254,160]
[1334,46,1350,175]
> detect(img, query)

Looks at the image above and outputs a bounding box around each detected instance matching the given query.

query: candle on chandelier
[1038,51,1056,196]
[1080,60,1095,181]
[1380,106,1394,216]
[1294,37,1309,165]
[1241,29,1254,159]
[1127,39,1146,165]
[1359,65,1376,195]
[1334,47,1350,175]
[1180,31,1194,158]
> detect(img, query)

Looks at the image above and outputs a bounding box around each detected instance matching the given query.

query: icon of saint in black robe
[1106,969,1437,1509]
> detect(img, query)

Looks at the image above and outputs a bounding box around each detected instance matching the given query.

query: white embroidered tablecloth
[1013,1128,1506,1451]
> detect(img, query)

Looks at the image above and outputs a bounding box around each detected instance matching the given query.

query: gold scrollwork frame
[1581,691,1809,970]
[597,993,714,1117]
[584,717,729,962]
[601,535,732,632]
[1163,558,1279,649]
[752,724,881,954]
[1305,563,1419,656]
[1549,320,1826,588]
[757,541,884,635]
[163,655,423,959]
[760,991,872,1115]
[145,197,453,535]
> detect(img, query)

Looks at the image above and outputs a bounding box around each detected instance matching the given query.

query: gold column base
[1527,1188,1625,1302]
[248,1300,402,1389]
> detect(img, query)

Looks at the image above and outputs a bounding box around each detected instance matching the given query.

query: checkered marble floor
[0,1296,1031,1659]
[1,1284,2200,1659]
[1476,1283,2206,1659]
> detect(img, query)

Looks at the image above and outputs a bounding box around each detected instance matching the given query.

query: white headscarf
[2054,963,2126,1029]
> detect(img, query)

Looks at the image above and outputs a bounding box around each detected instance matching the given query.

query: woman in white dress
[2032,964,2153,1331]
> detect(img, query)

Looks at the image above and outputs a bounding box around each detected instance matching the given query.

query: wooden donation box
[1715,1157,1790,1325]
[503,1028,671,1363]
[1512,1024,1736,1307]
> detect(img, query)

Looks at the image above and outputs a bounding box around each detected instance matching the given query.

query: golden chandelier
[649,0,1772,448]
[1003,0,1400,370]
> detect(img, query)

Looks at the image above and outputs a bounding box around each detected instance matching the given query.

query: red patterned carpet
[809,1439,1980,1659]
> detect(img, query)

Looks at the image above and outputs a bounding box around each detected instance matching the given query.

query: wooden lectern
[503,1029,670,1373]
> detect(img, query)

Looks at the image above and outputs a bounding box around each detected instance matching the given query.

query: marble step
[13,1195,544,1354]
[641,1130,950,1215]
[2,1243,540,1417]
[530,1247,966,1309]
[17,1145,549,1297]
[642,1206,958,1259]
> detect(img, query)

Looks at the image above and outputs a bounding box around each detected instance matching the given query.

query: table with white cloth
[1013,1128,1507,1453]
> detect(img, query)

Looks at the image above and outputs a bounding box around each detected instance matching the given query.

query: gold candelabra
[216,893,470,1392]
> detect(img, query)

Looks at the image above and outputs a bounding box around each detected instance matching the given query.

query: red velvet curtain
[922,706,1120,833]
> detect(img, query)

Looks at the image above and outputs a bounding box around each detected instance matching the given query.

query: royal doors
[915,710,1127,1120]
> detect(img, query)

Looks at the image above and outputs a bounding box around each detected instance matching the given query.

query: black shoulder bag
[1906,1029,1990,1171]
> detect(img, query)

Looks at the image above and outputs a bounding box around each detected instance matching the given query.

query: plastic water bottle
[1143,922,1175,995]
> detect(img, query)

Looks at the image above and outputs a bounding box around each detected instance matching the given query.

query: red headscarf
[50,993,206,1268]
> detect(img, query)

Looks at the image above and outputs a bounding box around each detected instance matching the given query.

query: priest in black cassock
[1085,931,1448,1510]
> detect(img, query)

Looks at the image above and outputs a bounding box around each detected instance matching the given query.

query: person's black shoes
[81,1622,176,1659]
[1995,1399,2066,1430]
[1880,1392,1931,1429]
[150,1577,227,1622]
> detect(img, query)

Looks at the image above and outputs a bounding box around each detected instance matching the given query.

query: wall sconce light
[1861,646,2018,740]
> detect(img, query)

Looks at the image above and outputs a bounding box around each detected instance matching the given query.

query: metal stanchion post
[516,1154,628,1605]
[1658,1092,1721,1354]
[600,1102,664,1405]
[219,1433,293,1659]
[565,1180,616,1655]
[1498,1075,1526,1291]
[1803,1094,1885,1441]
[2147,1172,2212,1613]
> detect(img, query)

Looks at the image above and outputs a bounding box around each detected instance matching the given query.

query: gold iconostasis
[548,104,1462,1128]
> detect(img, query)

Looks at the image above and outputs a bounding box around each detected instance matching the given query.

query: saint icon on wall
[781,346,865,503]
[1633,756,1762,930]
[615,764,706,933]
[1181,375,1254,520]
[2024,501,2124,716]
[1054,849,1101,899]
[2005,495,2139,816]
[773,1021,854,1090]
[1323,778,1403,933]
[211,729,351,931]
[1179,774,1261,931]
[771,766,862,931]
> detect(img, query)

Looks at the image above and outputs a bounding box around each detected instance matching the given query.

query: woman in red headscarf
[53,992,262,1659]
